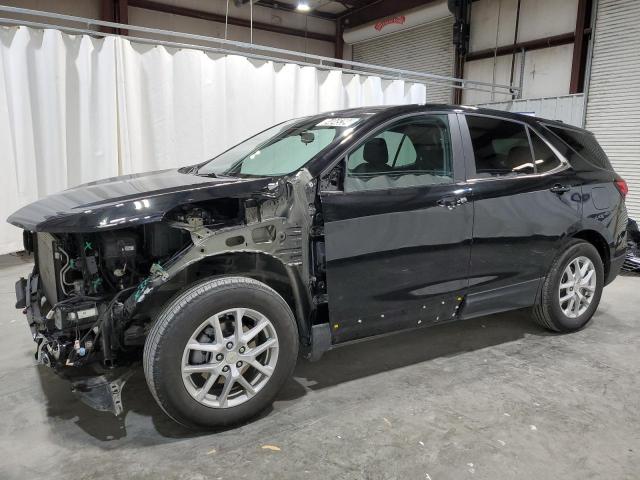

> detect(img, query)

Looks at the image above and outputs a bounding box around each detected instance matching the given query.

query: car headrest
[507,146,533,170]
[363,138,389,168]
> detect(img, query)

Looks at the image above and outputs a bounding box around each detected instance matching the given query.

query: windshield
[197,116,364,177]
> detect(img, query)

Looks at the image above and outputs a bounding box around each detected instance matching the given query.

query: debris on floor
[261,445,281,452]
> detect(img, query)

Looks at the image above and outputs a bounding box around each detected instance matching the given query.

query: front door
[320,113,473,343]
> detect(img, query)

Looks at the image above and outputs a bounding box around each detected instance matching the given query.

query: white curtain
[0,27,118,254]
[0,26,426,254]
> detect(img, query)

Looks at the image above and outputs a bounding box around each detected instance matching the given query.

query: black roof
[319,104,586,133]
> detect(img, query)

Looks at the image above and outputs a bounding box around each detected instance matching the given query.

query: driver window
[344,115,453,192]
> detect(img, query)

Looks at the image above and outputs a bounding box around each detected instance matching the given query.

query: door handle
[437,196,468,210]
[549,184,571,194]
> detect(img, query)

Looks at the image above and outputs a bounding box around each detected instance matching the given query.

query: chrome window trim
[462,113,570,183]
[319,111,458,191]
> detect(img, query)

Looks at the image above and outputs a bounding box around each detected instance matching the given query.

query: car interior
[345,118,453,191]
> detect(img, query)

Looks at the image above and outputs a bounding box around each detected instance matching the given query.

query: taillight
[615,179,628,198]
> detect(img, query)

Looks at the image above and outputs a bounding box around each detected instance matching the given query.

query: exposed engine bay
[17,201,253,373]
[23,223,187,370]
[13,171,320,414]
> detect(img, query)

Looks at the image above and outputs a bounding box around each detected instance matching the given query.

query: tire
[143,276,299,429]
[532,239,604,332]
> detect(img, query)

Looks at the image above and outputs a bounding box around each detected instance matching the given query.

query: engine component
[100,232,138,260]
[53,302,100,330]
[99,232,140,289]
[36,233,63,304]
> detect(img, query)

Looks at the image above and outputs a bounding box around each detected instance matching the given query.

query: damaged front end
[16,220,195,414]
[12,169,319,415]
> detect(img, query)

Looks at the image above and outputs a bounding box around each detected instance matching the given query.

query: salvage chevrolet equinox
[9,105,628,429]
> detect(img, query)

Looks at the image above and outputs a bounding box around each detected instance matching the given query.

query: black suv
[9,105,628,428]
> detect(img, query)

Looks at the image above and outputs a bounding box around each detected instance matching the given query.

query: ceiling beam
[128,0,335,43]
[340,0,439,28]
[465,30,593,62]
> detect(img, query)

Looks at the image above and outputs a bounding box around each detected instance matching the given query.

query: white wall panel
[520,44,574,98]
[462,54,517,104]
[469,0,578,51]
[463,43,573,104]
[465,0,578,102]
[517,0,579,43]
[475,94,585,127]
[469,0,518,52]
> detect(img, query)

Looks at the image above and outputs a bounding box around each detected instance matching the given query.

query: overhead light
[296,1,311,12]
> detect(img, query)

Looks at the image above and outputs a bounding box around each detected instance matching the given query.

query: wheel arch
[141,251,312,345]
[571,229,610,278]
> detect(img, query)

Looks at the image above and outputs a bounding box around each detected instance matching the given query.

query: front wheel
[532,239,604,332]
[143,277,299,429]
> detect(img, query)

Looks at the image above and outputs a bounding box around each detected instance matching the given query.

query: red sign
[374,15,406,32]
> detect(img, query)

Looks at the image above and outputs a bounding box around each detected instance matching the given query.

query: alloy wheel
[181,308,279,408]
[558,256,597,319]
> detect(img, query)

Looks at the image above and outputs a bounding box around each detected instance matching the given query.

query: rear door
[459,114,583,318]
[320,113,473,343]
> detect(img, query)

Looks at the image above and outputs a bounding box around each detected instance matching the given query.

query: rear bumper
[606,250,626,285]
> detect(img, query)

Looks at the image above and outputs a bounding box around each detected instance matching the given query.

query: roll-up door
[585,0,640,218]
[352,17,455,104]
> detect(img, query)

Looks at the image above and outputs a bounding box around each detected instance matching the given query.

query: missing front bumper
[70,370,135,416]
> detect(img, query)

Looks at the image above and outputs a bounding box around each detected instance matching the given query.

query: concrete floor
[0,254,638,480]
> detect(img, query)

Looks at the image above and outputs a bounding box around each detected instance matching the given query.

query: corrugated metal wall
[475,94,585,127]
[585,0,640,218]
[352,17,454,103]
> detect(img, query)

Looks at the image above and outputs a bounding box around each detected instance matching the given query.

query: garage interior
[0,0,639,478]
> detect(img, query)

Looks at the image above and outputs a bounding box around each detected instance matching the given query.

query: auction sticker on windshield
[317,118,361,127]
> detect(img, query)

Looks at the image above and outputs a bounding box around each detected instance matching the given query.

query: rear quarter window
[545,125,613,172]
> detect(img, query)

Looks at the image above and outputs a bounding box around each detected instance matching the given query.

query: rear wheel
[532,240,604,332]
[144,277,298,429]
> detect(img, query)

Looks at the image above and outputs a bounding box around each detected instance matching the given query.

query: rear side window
[530,130,562,173]
[546,125,613,171]
[466,116,534,177]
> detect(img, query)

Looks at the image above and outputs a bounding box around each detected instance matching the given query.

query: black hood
[7,169,273,233]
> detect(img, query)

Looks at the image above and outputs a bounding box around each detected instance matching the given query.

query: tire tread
[532,239,603,332]
[143,276,297,429]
